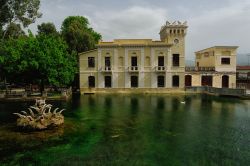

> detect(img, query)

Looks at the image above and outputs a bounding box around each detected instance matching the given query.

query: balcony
[185,66,215,72]
[155,66,166,72]
[128,66,139,72]
[101,66,112,72]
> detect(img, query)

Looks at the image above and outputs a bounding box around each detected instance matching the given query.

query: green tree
[61,16,101,53]
[0,0,42,39]
[61,16,101,90]
[0,33,77,92]
[37,22,59,36]
[0,27,3,39]
[4,23,25,39]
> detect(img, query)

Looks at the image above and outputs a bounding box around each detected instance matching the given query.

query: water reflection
[130,97,139,115]
[104,97,112,109]
[0,94,249,165]
[172,97,180,111]
[156,97,165,110]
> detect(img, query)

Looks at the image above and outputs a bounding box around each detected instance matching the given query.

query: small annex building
[185,46,238,89]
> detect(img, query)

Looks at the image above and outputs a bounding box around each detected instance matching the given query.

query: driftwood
[13,99,64,130]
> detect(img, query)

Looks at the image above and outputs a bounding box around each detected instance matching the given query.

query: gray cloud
[90,6,168,40]
[28,0,250,61]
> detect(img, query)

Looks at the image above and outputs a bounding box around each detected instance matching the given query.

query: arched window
[88,76,95,88]
[172,75,179,87]
[131,76,138,88]
[185,75,192,87]
[157,76,165,87]
[222,75,229,88]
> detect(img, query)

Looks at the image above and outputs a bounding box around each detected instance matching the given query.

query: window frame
[104,76,112,88]
[88,76,95,88]
[221,58,230,65]
[88,57,95,68]
[157,75,165,87]
[131,75,138,88]
[172,54,180,67]
[105,57,111,67]
[172,75,179,87]
[131,56,138,67]
[158,56,164,67]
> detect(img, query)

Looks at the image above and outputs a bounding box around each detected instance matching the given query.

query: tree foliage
[37,22,58,36]
[4,23,25,39]
[0,27,3,38]
[0,33,77,90]
[61,16,101,53]
[0,0,42,39]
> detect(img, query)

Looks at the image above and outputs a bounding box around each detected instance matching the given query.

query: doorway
[131,76,138,88]
[185,75,192,87]
[222,75,229,88]
[104,76,112,88]
[201,76,212,86]
[88,76,95,88]
[157,75,165,87]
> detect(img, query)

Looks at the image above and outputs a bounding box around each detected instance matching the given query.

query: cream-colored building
[185,46,238,88]
[79,21,188,93]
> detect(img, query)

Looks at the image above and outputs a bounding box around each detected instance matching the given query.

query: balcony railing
[155,66,166,72]
[185,66,215,71]
[101,66,112,72]
[128,66,139,72]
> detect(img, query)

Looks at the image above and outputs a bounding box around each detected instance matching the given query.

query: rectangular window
[131,57,137,67]
[173,54,180,67]
[88,57,95,67]
[104,76,112,88]
[131,76,138,88]
[158,56,164,66]
[221,58,230,65]
[105,57,111,67]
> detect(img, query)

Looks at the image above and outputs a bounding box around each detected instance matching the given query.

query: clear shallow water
[0,94,250,166]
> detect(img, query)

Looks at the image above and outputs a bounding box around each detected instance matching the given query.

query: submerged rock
[13,99,65,130]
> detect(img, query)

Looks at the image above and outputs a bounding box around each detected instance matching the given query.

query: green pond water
[0,94,249,166]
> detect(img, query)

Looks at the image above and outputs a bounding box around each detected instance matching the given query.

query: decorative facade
[79,21,238,94]
[79,21,188,93]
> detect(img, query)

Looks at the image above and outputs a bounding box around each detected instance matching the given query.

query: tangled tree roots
[13,99,65,130]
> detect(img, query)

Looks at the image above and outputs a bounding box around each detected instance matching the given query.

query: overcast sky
[29,0,250,61]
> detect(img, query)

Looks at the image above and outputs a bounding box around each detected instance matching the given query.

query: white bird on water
[181,101,186,104]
